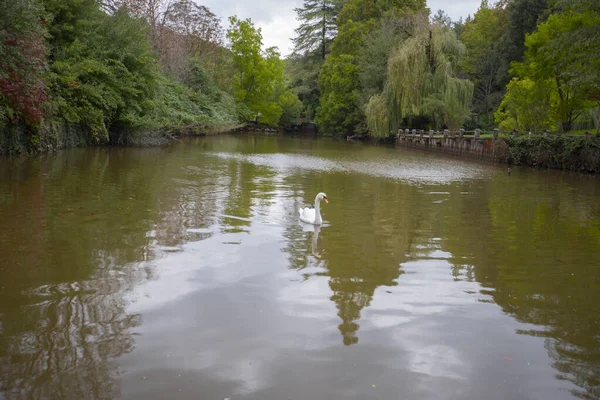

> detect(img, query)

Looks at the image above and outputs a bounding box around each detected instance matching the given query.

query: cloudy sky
[202,0,482,56]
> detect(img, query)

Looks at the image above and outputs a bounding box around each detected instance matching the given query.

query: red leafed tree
[0,0,49,127]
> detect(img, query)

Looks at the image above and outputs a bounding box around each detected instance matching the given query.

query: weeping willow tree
[366,22,473,137]
[365,94,389,138]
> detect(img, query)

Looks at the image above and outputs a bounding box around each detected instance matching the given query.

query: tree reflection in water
[0,147,219,398]
[284,173,417,346]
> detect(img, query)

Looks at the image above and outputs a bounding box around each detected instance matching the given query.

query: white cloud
[427,0,481,21]
[256,10,299,56]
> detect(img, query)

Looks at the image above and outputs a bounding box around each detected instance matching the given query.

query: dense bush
[502,135,600,172]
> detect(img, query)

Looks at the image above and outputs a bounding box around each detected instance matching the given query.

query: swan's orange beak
[323,197,328,203]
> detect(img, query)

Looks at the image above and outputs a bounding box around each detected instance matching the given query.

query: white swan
[299,192,328,225]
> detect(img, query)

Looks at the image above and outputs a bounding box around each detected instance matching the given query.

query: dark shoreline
[3,123,599,174]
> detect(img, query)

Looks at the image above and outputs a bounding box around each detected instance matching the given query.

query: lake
[1,134,599,399]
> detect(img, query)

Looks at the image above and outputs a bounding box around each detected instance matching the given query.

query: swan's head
[316,192,329,203]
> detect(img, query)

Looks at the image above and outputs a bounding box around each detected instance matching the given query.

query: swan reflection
[312,225,321,258]
[299,222,324,259]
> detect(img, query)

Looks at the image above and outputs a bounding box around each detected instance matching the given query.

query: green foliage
[0,0,245,154]
[185,57,220,100]
[358,11,424,106]
[498,0,549,66]
[525,10,600,104]
[459,1,508,124]
[498,7,599,133]
[365,93,389,139]
[316,54,363,135]
[288,0,344,121]
[525,11,597,130]
[494,77,557,131]
[315,0,381,135]
[502,135,600,172]
[277,88,304,128]
[227,16,263,97]
[45,6,160,142]
[316,0,426,135]
[227,16,300,126]
[366,22,473,137]
[285,52,323,120]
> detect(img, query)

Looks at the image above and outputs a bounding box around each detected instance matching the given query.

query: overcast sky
[201,0,482,57]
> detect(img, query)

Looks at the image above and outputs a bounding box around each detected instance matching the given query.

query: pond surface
[1,134,599,400]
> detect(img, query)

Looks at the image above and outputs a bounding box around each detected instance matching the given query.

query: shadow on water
[0,134,599,399]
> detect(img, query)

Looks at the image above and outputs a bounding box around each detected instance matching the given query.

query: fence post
[444,129,449,138]
[459,129,464,138]
[429,130,434,138]
[412,129,416,136]
[492,129,498,141]
[474,129,480,138]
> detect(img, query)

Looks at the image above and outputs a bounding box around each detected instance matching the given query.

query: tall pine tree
[292,0,342,59]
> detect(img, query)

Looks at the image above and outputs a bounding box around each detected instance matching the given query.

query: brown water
[1,134,599,400]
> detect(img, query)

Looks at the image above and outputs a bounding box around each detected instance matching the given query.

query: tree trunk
[321,0,326,59]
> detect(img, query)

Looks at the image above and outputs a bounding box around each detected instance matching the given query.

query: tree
[358,10,427,108]
[366,22,473,137]
[277,84,303,128]
[499,9,600,132]
[536,3,600,107]
[494,77,557,131]
[227,16,264,116]
[288,0,344,123]
[497,0,549,69]
[44,0,161,141]
[0,0,48,129]
[99,0,171,31]
[292,0,343,59]
[525,11,598,131]
[156,1,224,82]
[164,1,222,59]
[316,54,362,134]
[431,9,452,26]
[460,1,509,125]
[315,0,390,135]
[315,0,426,135]
[285,52,323,120]
[227,16,300,126]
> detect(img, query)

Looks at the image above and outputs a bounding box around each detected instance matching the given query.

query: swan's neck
[313,197,322,223]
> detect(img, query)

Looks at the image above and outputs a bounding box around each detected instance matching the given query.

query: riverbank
[0,120,248,156]
[396,131,600,173]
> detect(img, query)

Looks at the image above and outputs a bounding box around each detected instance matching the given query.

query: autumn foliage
[0,1,48,127]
